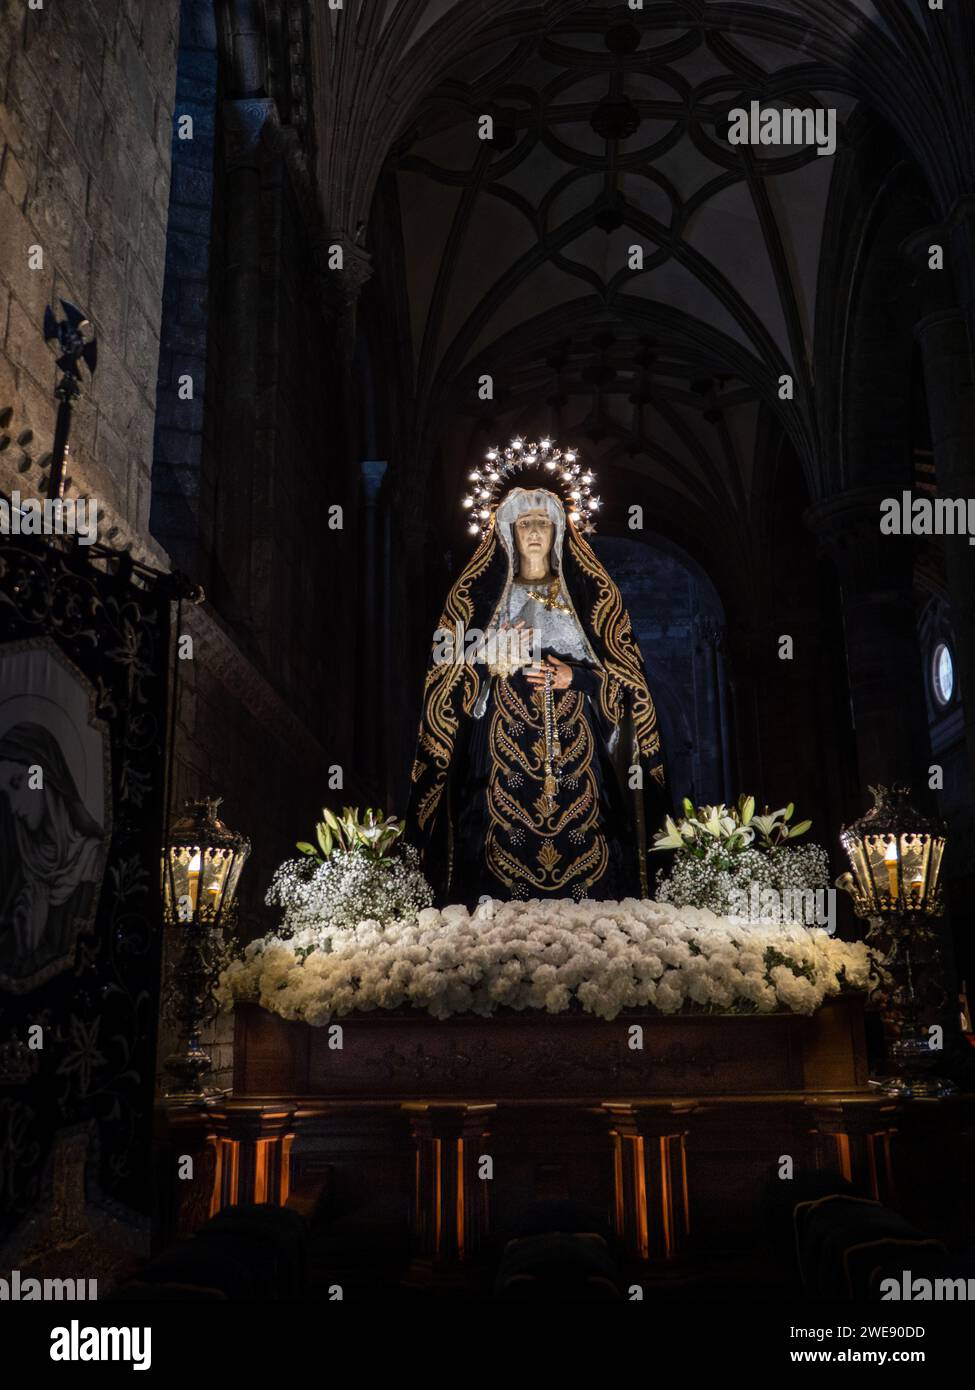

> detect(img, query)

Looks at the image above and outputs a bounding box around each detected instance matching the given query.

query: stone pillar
[807,489,933,796]
[215,94,275,627]
[150,0,220,573]
[317,235,373,778]
[318,236,373,500]
[696,618,733,802]
[914,308,975,792]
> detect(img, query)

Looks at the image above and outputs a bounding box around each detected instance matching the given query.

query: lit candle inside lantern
[187,850,201,911]
[883,840,899,902]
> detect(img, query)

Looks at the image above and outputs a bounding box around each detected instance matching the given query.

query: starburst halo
[461,437,601,538]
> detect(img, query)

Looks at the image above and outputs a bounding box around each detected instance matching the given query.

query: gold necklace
[522,578,572,613]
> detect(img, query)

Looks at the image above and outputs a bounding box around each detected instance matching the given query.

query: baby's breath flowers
[267,807,434,934]
[652,795,828,919]
[655,842,829,917]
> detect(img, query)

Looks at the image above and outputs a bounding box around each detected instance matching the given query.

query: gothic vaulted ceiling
[312,1,974,547]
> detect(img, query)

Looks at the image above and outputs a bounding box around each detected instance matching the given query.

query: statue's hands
[525,655,573,690]
[487,619,531,677]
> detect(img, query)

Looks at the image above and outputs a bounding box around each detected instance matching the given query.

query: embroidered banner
[0,537,170,1248]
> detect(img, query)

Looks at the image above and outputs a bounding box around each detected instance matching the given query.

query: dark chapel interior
[2,0,975,1318]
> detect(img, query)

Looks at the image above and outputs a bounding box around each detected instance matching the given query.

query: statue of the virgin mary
[406,441,668,906]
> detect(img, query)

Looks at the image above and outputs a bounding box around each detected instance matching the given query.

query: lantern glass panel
[928,837,945,897]
[162,798,250,926]
[223,852,244,911]
[198,848,233,917]
[847,838,874,908]
[899,834,929,909]
[864,834,900,905]
[839,786,947,921]
[162,848,196,922]
[162,844,237,924]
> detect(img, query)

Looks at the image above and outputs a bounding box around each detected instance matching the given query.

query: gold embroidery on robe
[567,529,663,767]
[414,528,497,831]
[485,677,609,894]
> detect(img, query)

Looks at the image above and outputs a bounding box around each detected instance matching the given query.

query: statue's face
[514,509,555,568]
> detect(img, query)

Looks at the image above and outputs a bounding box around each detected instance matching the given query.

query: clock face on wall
[933,642,956,708]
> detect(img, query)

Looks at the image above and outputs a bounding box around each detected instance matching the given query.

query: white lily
[751,809,788,838]
[696,808,726,839]
[652,816,687,851]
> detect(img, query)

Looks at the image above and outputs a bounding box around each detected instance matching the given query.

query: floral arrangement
[652,797,829,919]
[219,897,871,1026]
[266,806,434,934]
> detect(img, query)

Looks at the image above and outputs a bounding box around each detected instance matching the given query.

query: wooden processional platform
[158,997,971,1273]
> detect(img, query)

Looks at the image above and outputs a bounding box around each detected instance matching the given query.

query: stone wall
[0,0,180,548]
[148,1,362,1095]
[0,0,355,1100]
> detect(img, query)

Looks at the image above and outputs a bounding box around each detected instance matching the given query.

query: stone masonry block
[113,20,156,131]
[62,1,109,75]
[124,298,162,399]
[127,245,166,326]
[24,23,82,132]
[0,189,54,322]
[2,150,29,209]
[46,116,88,214]
[143,3,181,87]
[8,49,51,139]
[139,211,168,299]
[6,295,54,393]
[89,241,129,344]
[73,69,107,175]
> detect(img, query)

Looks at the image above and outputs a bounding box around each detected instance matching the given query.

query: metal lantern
[162,797,250,928]
[838,784,945,920]
[161,797,250,1100]
[837,784,954,1100]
